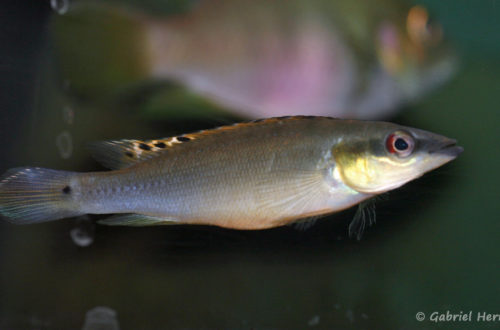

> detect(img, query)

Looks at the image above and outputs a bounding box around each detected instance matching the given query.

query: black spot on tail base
[62,186,71,194]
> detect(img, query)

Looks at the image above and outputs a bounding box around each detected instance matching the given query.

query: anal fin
[98,214,178,226]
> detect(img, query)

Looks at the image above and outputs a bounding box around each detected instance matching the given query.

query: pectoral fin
[348,199,377,240]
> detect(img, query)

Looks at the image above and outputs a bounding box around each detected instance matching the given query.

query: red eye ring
[386,131,415,157]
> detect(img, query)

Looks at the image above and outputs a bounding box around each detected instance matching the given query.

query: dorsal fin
[89,116,329,169]
[88,136,192,169]
[180,116,324,139]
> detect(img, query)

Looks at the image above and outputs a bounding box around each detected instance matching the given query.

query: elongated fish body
[0,117,462,230]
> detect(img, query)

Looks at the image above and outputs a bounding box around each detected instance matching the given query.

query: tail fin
[0,167,83,224]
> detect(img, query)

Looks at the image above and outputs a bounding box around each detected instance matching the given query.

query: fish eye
[395,138,408,150]
[386,131,415,157]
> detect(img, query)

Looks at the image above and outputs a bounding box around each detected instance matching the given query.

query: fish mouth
[429,139,464,158]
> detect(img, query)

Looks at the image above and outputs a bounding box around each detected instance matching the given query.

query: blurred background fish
[50,0,456,120]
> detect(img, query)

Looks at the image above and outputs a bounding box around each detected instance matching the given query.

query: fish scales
[0,116,462,232]
[78,117,345,229]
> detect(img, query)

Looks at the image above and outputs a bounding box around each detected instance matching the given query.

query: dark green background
[0,0,498,329]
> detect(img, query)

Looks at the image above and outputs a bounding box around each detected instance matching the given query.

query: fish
[51,0,456,120]
[0,116,462,234]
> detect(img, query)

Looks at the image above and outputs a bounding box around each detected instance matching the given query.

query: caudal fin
[0,167,83,224]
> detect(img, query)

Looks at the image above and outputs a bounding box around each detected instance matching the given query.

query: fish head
[375,5,457,100]
[332,122,463,194]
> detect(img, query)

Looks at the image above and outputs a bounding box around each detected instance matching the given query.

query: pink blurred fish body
[145,0,455,119]
[52,0,456,119]
[149,13,356,118]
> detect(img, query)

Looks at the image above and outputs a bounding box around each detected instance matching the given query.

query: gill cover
[333,137,417,194]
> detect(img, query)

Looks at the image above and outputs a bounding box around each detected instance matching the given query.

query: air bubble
[82,306,120,330]
[346,309,354,323]
[50,0,69,15]
[29,315,50,328]
[308,315,320,326]
[63,106,74,125]
[70,217,95,247]
[56,130,73,159]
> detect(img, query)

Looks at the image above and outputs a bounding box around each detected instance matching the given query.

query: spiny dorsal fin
[88,135,194,170]
[89,116,331,169]
[180,116,325,140]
